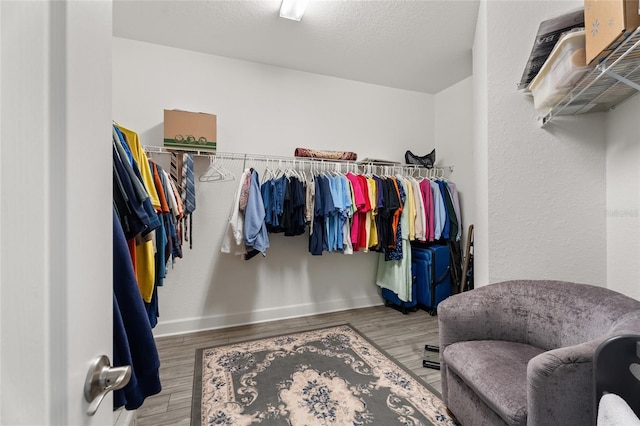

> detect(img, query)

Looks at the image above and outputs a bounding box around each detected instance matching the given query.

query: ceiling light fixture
[279,0,308,22]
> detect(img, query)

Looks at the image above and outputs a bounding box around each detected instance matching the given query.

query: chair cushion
[443,340,545,426]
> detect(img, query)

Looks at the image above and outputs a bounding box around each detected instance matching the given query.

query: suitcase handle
[434,266,450,285]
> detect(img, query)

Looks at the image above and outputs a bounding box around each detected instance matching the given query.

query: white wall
[473,0,490,286]
[435,76,474,247]
[113,38,435,160]
[474,1,607,287]
[113,37,440,336]
[606,94,640,299]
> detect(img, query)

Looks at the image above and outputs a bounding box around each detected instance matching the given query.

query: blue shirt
[326,175,342,252]
[113,208,161,410]
[430,180,444,240]
[244,170,270,254]
[309,176,325,255]
[437,181,450,240]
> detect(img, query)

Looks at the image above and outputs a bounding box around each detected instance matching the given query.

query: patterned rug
[192,324,458,425]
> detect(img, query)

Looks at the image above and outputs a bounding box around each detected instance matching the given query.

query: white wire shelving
[540,26,640,127]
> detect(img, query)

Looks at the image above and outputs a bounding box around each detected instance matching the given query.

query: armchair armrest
[527,340,601,426]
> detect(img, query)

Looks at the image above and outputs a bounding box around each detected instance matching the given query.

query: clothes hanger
[199,157,220,182]
[289,159,303,181]
[274,160,285,178]
[199,156,220,182]
[286,160,296,180]
[199,155,235,183]
[297,160,308,183]
[262,158,275,183]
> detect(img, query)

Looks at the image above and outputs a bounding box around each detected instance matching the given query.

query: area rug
[192,324,458,425]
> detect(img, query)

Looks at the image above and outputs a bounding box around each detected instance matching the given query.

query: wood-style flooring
[136,305,442,426]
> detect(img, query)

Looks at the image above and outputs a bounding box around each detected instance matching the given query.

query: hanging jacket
[113,208,161,410]
[244,170,270,255]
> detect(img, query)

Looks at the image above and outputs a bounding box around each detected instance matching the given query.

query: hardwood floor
[136,305,442,426]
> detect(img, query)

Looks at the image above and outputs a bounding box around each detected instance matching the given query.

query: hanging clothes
[262,173,307,237]
[448,182,463,241]
[326,174,342,252]
[403,177,416,241]
[376,178,412,302]
[181,153,196,249]
[366,176,379,251]
[318,174,335,253]
[221,169,270,260]
[113,126,159,303]
[385,177,405,262]
[113,146,151,240]
[345,172,367,252]
[113,208,161,410]
[305,178,315,235]
[308,175,324,255]
[309,172,360,255]
[408,176,426,242]
[214,160,462,263]
[145,161,172,327]
[437,180,451,240]
[244,169,270,257]
[341,175,355,255]
[221,169,251,256]
[161,168,184,261]
[377,177,400,250]
[113,142,158,303]
[418,179,434,242]
[282,176,306,237]
[115,125,161,210]
[429,180,445,241]
[113,123,192,338]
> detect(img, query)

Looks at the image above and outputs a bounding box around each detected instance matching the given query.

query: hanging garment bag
[381,262,418,314]
[412,244,453,315]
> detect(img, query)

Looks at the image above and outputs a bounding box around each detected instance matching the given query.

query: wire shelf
[142,145,455,177]
[540,26,640,126]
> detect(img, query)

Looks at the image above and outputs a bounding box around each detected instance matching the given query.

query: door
[1,1,114,425]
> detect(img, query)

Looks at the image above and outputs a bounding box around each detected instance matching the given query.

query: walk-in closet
[3,0,640,425]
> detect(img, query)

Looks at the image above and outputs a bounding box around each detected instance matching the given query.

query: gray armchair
[438,280,640,426]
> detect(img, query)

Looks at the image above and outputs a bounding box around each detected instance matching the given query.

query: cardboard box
[163,109,217,151]
[585,0,640,64]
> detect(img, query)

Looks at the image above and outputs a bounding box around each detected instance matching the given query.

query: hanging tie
[170,151,182,188]
[168,150,182,248]
[182,153,196,249]
[183,153,196,214]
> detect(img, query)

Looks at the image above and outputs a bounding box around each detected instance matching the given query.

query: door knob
[84,355,131,416]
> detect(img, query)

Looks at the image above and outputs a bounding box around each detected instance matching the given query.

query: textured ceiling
[113,0,479,94]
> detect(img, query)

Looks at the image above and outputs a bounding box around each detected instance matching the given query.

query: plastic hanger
[199,156,235,183]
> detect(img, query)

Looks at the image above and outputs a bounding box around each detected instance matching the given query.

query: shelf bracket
[598,64,640,93]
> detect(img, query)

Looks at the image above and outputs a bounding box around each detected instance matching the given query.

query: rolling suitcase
[381,262,418,314]
[412,244,452,315]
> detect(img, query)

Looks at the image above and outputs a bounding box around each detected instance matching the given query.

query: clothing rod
[142,145,454,173]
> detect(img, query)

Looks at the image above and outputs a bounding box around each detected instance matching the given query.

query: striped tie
[169,151,185,249]
[170,151,181,187]
[182,153,196,249]
[183,154,196,215]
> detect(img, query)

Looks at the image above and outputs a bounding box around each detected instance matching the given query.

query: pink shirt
[346,173,365,249]
[419,179,434,241]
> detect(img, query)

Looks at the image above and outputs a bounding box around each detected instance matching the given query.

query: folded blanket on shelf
[294,147,357,161]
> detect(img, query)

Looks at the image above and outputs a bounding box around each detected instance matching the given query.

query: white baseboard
[113,408,136,426]
[153,296,383,337]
